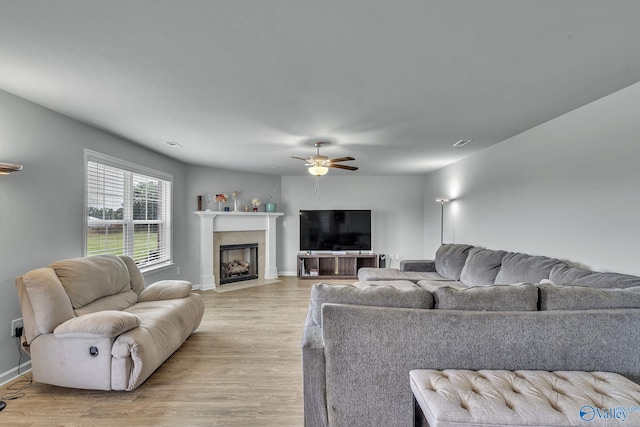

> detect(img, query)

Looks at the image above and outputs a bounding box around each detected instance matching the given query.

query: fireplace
[220,243,258,284]
[195,211,283,290]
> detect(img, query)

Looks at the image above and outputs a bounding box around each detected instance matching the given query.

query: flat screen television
[299,209,372,251]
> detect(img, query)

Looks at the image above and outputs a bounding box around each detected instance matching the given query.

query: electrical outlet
[176,266,181,275]
[11,318,23,337]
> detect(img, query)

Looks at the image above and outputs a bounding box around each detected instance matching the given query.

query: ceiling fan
[292,141,358,176]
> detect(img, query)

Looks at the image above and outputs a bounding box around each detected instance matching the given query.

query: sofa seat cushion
[357,268,450,283]
[112,293,204,391]
[74,290,139,316]
[417,280,466,292]
[434,244,474,281]
[433,283,538,311]
[494,252,565,285]
[50,255,132,310]
[538,283,640,310]
[410,369,640,427]
[549,265,640,289]
[459,248,507,286]
[310,283,433,326]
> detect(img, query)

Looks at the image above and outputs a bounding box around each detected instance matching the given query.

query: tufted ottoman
[410,369,640,427]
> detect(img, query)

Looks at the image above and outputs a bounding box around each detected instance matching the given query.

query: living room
[2,1,640,425]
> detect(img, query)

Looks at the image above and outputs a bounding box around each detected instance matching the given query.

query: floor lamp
[435,198,450,245]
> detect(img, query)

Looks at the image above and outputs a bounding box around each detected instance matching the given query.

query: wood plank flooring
[0,277,328,426]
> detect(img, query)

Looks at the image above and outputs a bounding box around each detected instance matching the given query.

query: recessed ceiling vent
[452,139,473,147]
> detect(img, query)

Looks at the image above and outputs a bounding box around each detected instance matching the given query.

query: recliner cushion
[22,268,75,335]
[50,255,132,309]
[434,244,474,281]
[494,252,565,285]
[459,248,507,286]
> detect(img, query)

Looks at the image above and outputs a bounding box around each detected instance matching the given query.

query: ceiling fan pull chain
[315,175,321,199]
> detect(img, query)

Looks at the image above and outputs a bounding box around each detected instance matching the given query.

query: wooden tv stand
[297,253,378,280]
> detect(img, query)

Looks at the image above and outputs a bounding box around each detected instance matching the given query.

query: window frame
[84,149,174,273]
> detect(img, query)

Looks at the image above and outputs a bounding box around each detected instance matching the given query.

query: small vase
[218,201,223,211]
[233,199,239,212]
[266,202,276,212]
[252,207,258,212]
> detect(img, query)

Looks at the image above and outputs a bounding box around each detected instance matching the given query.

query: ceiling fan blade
[292,156,311,162]
[329,163,359,171]
[328,156,355,163]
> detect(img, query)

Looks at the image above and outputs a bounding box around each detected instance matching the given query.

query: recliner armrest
[54,310,141,338]
[400,259,436,272]
[138,280,192,302]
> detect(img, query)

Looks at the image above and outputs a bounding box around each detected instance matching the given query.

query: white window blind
[85,150,173,271]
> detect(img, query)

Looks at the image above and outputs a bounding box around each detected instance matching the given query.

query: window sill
[140,262,174,275]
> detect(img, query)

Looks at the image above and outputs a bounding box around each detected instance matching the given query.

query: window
[85,150,173,271]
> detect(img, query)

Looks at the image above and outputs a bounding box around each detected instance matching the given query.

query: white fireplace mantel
[195,211,284,290]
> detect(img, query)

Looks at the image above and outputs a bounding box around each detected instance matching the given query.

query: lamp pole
[435,198,450,245]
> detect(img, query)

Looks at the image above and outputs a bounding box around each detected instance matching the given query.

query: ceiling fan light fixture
[308,165,329,176]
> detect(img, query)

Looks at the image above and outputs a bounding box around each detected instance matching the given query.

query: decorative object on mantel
[232,190,240,211]
[266,189,277,212]
[215,193,228,211]
[251,198,261,212]
[244,205,249,212]
[197,195,203,211]
[204,192,216,211]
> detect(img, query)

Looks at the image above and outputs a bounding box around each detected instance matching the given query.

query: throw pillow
[459,248,507,286]
[538,283,640,310]
[138,280,192,302]
[433,283,538,311]
[434,244,474,281]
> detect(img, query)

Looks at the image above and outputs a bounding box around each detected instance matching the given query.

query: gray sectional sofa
[302,244,640,427]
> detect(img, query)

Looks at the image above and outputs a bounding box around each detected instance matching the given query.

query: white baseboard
[0,361,32,387]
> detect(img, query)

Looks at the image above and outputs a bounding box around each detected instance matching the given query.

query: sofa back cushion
[50,255,133,310]
[549,265,640,289]
[494,252,565,285]
[538,283,640,310]
[433,283,538,311]
[20,268,76,342]
[434,244,474,281]
[459,248,507,286]
[310,283,433,326]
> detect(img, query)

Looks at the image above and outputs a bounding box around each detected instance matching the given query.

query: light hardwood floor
[0,277,327,427]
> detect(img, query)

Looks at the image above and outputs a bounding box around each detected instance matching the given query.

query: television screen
[299,210,372,251]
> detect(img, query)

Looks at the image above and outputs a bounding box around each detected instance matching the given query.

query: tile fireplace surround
[195,211,283,290]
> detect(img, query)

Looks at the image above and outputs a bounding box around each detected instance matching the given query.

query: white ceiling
[2,1,640,176]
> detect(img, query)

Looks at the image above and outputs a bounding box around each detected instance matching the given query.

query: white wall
[280,174,425,274]
[0,89,189,383]
[423,81,640,275]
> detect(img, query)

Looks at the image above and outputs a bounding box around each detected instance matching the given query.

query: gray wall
[280,175,425,274]
[183,165,282,285]
[0,89,188,383]
[422,81,640,275]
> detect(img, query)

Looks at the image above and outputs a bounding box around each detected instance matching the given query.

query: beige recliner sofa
[15,254,205,391]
